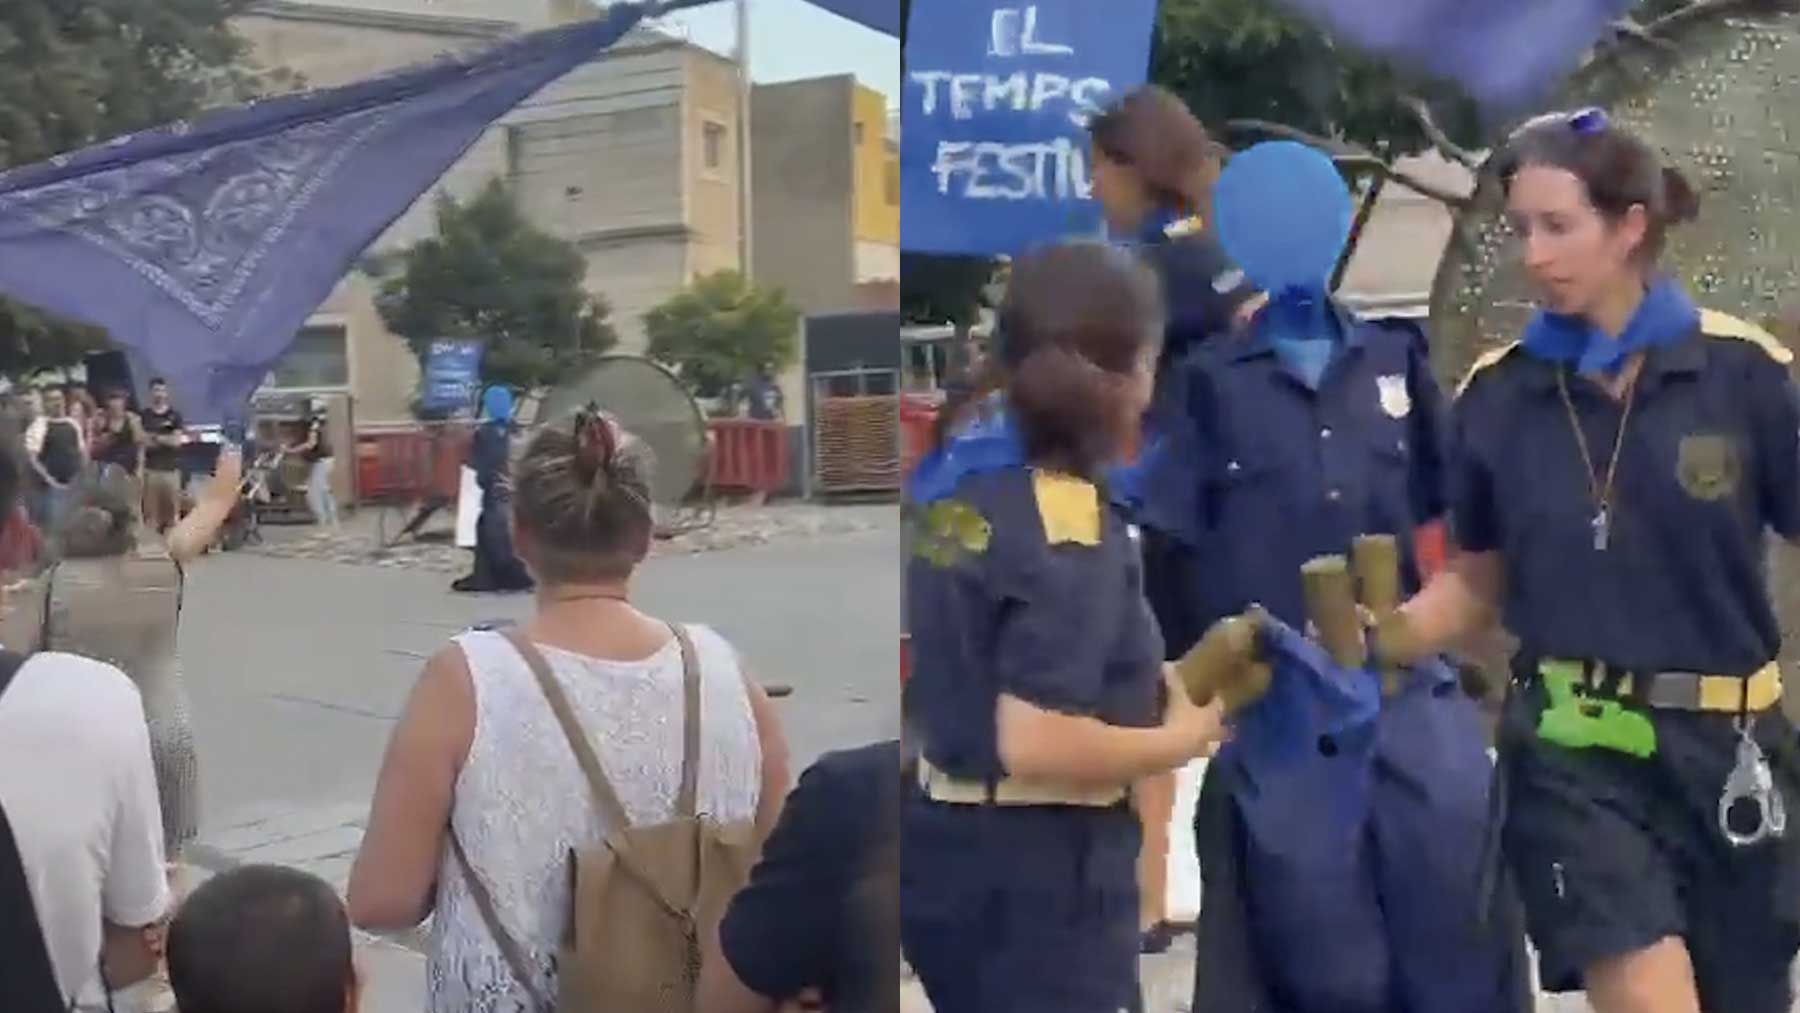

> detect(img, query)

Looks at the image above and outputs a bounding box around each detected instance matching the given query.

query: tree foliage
[1153,0,1699,156]
[643,271,800,408]
[0,0,298,377]
[374,179,617,397]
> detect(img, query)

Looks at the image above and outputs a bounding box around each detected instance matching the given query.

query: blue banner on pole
[900,0,1157,256]
[421,339,486,416]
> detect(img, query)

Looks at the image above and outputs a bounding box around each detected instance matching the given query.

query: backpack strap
[502,630,632,831]
[447,831,549,1012]
[500,627,703,919]
[671,623,702,820]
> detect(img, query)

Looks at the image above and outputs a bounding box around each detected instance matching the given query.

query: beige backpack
[451,625,761,1011]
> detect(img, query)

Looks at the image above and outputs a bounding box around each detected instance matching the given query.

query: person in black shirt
[92,390,145,479]
[700,740,900,1013]
[140,379,185,535]
[26,387,85,531]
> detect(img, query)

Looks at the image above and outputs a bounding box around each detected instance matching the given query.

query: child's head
[168,865,359,1013]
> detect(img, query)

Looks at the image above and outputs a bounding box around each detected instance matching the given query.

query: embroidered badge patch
[911,499,993,568]
[1376,375,1412,419]
[1676,433,1741,502]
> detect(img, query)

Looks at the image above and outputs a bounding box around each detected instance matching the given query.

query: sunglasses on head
[1509,106,1610,141]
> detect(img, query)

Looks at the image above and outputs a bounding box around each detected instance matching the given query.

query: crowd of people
[0,375,899,1013]
[902,83,1800,1013]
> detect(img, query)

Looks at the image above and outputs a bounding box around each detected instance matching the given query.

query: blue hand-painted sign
[900,0,1157,256]
[421,339,485,416]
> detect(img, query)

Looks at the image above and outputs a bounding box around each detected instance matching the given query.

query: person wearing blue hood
[451,385,534,594]
[1164,140,1514,1013]
[1379,110,1800,1013]
[900,242,1227,1013]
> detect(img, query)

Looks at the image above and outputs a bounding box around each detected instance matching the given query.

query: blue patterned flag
[1275,0,1641,112]
[805,0,900,36]
[0,4,650,422]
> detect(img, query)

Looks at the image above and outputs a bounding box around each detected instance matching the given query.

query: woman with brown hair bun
[348,410,788,1012]
[1380,108,1800,1013]
[901,242,1228,1013]
[1090,82,1259,955]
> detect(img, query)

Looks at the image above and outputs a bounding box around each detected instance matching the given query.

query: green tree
[643,271,800,410]
[373,179,618,397]
[0,0,292,376]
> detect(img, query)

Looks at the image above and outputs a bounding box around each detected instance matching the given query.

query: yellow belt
[1545,659,1782,713]
[917,758,1127,808]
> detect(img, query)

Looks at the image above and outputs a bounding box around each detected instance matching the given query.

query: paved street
[155,505,897,1011]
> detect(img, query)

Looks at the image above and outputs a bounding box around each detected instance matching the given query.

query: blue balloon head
[1213,141,1354,295]
[480,385,514,423]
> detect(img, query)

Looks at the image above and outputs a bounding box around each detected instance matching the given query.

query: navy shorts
[1499,679,1800,1012]
[900,790,1142,1013]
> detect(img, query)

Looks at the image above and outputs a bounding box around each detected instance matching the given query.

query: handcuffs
[1720,716,1787,848]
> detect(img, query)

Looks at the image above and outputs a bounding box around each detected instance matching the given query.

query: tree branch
[1604,16,1680,56]
[1402,96,1479,170]
[1643,0,1800,36]
[1225,118,1473,210]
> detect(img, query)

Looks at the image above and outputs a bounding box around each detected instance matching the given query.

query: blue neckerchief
[906,403,1024,505]
[1264,286,1343,391]
[1520,277,1698,377]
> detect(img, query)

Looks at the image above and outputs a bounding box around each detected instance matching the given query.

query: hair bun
[1662,166,1701,224]
[573,408,617,485]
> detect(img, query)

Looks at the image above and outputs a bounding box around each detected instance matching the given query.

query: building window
[884,158,900,206]
[269,325,349,389]
[854,120,865,146]
[703,121,727,172]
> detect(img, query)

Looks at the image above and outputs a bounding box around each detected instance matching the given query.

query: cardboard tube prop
[1172,608,1273,711]
[1352,534,1404,694]
[1302,556,1366,671]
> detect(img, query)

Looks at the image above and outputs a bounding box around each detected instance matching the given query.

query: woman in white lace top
[346,411,789,1011]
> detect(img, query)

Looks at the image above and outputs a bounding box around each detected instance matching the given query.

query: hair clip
[1568,107,1609,135]
[573,404,617,475]
[1508,106,1611,142]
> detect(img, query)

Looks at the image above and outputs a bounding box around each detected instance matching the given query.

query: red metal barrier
[708,419,789,493]
[899,396,939,479]
[354,426,472,503]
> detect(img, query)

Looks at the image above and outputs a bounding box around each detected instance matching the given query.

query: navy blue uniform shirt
[1452,316,1800,676]
[905,466,1165,782]
[721,740,899,1011]
[1175,310,1450,632]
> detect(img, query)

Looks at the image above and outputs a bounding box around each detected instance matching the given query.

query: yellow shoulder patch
[1033,471,1101,547]
[1455,341,1522,398]
[1699,308,1794,366]
[1163,215,1205,239]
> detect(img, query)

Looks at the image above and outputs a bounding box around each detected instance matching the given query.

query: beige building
[233,0,745,427]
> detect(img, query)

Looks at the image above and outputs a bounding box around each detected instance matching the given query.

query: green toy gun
[1535,660,1658,758]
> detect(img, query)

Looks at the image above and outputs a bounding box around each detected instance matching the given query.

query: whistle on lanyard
[1534,661,1658,758]
[1171,607,1273,713]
